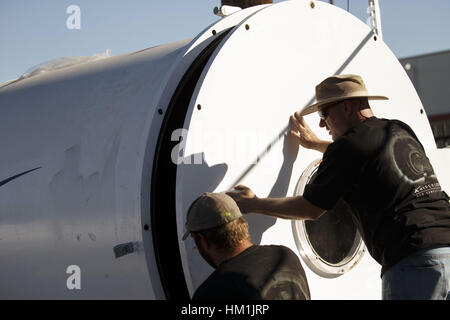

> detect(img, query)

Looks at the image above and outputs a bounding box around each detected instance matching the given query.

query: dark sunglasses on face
[318,101,342,120]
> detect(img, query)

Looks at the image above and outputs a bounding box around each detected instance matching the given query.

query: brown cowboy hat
[300,74,388,116]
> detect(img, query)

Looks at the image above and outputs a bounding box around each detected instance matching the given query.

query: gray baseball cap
[182,192,243,240]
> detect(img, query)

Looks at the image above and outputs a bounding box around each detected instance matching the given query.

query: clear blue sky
[1,0,449,83]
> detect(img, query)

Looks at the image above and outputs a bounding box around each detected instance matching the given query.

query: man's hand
[226,185,257,214]
[283,115,300,162]
[289,112,330,153]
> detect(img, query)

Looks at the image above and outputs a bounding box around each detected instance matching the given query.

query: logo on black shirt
[414,182,442,198]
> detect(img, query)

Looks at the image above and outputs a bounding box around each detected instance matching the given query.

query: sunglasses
[318,101,342,120]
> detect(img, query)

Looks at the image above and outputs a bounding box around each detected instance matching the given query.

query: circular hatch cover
[292,159,366,278]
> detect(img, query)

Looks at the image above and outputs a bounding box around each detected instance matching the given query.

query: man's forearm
[249,196,324,221]
[314,140,331,153]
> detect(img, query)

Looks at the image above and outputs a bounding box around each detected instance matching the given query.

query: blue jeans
[382,245,450,300]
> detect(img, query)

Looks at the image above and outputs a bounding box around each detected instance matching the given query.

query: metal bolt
[310,1,315,9]
[245,24,250,30]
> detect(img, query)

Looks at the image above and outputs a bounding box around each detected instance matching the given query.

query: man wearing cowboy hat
[227,74,450,300]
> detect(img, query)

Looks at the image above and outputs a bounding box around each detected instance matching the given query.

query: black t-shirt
[303,117,450,275]
[192,245,310,300]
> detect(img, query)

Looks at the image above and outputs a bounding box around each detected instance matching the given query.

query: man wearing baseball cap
[228,74,450,300]
[184,192,310,300]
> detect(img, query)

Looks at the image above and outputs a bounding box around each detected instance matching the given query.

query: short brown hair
[196,217,251,250]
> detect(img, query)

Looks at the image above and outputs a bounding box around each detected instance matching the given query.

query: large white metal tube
[0,39,192,299]
[0,1,446,300]
[0,4,268,299]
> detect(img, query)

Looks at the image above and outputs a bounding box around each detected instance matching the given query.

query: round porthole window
[291,159,366,278]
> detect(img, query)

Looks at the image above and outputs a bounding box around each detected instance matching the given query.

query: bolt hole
[310,1,315,9]
[245,24,250,30]
[197,104,202,110]
[212,30,216,36]
[158,108,163,115]
[374,35,378,41]
[420,109,424,114]
[144,225,149,231]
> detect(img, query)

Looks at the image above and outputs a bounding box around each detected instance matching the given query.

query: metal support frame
[368,0,383,40]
